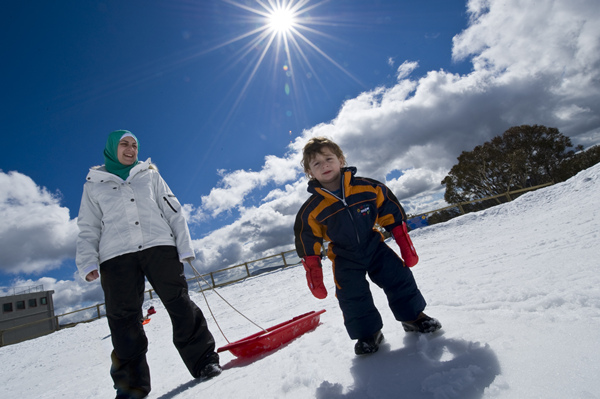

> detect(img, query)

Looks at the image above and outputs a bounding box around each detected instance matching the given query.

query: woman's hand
[85,270,99,282]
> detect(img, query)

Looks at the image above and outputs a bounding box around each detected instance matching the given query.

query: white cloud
[386,167,448,201]
[396,61,419,81]
[453,0,600,87]
[197,153,301,217]
[0,171,78,275]
[555,104,592,121]
[191,180,308,271]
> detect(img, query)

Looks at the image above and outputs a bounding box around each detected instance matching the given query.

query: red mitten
[392,223,419,267]
[301,256,328,299]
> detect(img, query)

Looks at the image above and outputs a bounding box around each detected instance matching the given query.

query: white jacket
[75,158,195,280]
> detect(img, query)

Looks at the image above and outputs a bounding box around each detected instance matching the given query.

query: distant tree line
[425,125,600,225]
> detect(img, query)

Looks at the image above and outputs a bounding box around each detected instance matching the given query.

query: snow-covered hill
[2,164,599,399]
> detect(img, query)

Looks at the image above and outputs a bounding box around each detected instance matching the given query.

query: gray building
[0,285,57,346]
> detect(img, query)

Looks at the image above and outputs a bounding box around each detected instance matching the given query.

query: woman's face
[117,136,138,165]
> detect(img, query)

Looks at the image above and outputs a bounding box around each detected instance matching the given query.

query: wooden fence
[408,182,553,224]
[0,182,552,345]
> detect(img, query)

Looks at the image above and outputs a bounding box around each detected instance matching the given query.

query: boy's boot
[401,312,442,333]
[354,330,384,355]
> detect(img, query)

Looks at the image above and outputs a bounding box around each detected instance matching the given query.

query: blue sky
[2,0,468,216]
[1,0,599,311]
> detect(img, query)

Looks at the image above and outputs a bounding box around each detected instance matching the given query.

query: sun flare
[213,0,361,122]
[268,8,296,33]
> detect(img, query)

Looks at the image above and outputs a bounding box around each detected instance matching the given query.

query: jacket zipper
[163,197,177,213]
[322,174,361,245]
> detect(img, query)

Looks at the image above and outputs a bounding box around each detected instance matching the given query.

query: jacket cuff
[386,220,405,232]
[79,264,99,281]
[179,251,195,262]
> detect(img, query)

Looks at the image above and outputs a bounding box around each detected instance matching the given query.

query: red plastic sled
[217,309,326,358]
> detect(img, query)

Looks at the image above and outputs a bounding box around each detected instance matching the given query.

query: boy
[294,137,441,355]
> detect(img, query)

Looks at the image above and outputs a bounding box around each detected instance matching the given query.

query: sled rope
[186,260,268,343]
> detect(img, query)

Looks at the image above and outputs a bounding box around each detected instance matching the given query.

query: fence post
[505,192,512,201]
[210,272,216,288]
[244,262,250,278]
[458,203,465,214]
[281,253,288,267]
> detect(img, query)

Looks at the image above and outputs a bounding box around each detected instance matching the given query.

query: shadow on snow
[316,332,501,399]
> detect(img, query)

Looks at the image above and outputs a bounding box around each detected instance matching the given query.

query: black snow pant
[333,241,427,340]
[100,245,218,397]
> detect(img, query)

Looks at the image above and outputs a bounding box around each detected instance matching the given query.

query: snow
[2,164,599,399]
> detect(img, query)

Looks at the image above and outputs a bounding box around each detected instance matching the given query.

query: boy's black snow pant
[100,245,219,397]
[333,241,426,340]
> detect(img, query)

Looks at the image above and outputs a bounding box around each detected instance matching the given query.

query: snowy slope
[1,164,599,399]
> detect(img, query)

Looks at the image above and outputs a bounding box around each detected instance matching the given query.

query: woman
[76,130,220,399]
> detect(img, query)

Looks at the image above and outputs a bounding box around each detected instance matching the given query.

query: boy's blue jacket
[294,167,408,261]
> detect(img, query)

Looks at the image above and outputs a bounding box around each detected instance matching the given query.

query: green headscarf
[103,130,140,180]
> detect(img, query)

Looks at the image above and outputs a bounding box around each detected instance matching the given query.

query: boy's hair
[301,136,346,178]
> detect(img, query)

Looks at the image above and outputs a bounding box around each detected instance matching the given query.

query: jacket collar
[307,166,357,198]
[86,158,152,183]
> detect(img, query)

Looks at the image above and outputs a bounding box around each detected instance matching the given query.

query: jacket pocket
[163,196,178,213]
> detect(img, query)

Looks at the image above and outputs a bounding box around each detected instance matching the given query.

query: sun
[211,0,361,123]
[268,8,296,34]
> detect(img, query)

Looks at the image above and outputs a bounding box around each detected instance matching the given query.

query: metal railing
[0,284,45,297]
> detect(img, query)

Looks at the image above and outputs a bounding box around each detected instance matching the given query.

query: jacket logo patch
[357,205,371,216]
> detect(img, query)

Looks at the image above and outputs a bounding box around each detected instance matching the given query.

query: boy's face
[308,148,343,190]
